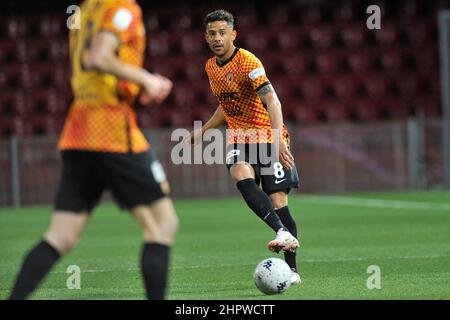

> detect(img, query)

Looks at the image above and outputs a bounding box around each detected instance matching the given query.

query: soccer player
[187,10,301,285]
[9,0,178,300]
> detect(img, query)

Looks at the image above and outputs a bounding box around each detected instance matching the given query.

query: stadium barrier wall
[0,119,444,208]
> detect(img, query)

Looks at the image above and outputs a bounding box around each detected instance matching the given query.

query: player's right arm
[85,32,172,104]
[184,105,225,145]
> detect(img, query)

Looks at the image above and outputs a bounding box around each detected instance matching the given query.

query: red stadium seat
[362,75,389,98]
[280,54,310,77]
[393,73,422,98]
[323,101,350,122]
[173,84,198,107]
[347,50,376,73]
[331,76,358,100]
[351,99,381,121]
[275,27,303,50]
[293,102,321,123]
[340,24,367,48]
[300,5,325,24]
[5,16,28,38]
[315,52,343,75]
[179,31,204,54]
[147,31,171,56]
[373,22,399,46]
[300,77,328,102]
[332,1,356,24]
[309,26,335,49]
[37,15,64,37]
[379,49,406,73]
[384,99,412,119]
[240,32,270,52]
[0,40,15,64]
[402,20,429,47]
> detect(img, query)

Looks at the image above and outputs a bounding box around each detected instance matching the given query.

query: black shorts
[226,143,300,194]
[55,150,168,213]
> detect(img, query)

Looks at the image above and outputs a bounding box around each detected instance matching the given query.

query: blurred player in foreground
[9,0,178,300]
[187,10,301,285]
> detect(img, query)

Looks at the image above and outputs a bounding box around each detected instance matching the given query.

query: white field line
[300,195,450,211]
[37,253,450,275]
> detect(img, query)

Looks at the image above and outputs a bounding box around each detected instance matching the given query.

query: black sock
[276,206,298,271]
[141,243,170,300]
[9,240,61,300]
[236,178,285,232]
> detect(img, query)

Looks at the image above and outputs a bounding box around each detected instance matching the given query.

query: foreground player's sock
[141,243,170,300]
[9,240,61,300]
[236,178,285,232]
[276,206,298,271]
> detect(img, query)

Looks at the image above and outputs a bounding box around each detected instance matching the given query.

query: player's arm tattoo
[257,83,281,108]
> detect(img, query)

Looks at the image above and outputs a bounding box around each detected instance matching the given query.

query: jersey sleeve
[99,2,142,44]
[242,54,271,92]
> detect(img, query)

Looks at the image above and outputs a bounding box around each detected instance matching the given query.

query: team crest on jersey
[226,72,234,84]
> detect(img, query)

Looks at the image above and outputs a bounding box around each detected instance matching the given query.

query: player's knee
[230,163,254,183]
[270,192,288,210]
[45,231,80,254]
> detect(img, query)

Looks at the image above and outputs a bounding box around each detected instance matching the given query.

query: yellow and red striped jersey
[59,0,148,153]
[205,48,289,144]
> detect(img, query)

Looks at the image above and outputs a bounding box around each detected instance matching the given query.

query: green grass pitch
[1,191,450,300]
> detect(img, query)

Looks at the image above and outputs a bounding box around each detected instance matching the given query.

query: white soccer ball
[253,257,292,295]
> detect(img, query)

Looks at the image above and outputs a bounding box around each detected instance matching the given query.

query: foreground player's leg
[231,163,286,232]
[270,192,301,285]
[133,196,179,300]
[9,212,89,300]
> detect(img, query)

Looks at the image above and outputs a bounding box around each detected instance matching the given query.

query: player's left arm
[257,84,295,169]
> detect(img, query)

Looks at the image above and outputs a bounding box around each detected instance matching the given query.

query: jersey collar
[216,47,240,67]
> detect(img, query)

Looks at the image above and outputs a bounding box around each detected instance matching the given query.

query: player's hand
[278,138,295,170]
[140,73,173,105]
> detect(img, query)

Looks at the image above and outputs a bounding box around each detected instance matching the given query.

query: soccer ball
[253,258,292,295]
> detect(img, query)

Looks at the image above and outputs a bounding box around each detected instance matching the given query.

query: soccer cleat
[291,269,302,285]
[267,229,299,253]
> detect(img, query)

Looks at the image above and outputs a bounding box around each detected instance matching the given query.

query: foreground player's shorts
[225,143,300,194]
[55,149,168,213]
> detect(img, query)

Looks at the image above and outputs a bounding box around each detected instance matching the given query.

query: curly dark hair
[204,9,235,29]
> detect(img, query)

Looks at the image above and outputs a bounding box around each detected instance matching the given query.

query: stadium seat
[0,40,15,64]
[340,24,367,48]
[402,20,429,47]
[315,52,343,75]
[280,53,310,76]
[362,75,389,98]
[308,25,335,49]
[37,15,64,37]
[351,99,381,121]
[393,73,422,98]
[323,101,350,122]
[300,4,326,24]
[379,49,405,73]
[347,50,376,74]
[179,31,204,54]
[173,84,198,107]
[300,77,328,102]
[240,32,270,52]
[274,27,303,50]
[4,16,28,38]
[331,76,358,100]
[293,102,321,123]
[147,31,171,56]
[373,22,399,46]
[332,1,356,24]
[384,99,412,119]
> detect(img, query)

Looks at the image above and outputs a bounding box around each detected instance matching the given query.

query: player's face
[205,20,236,58]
